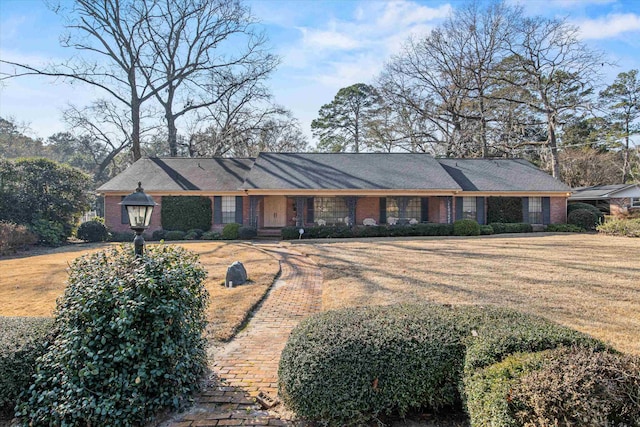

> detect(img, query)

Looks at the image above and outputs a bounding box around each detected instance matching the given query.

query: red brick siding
[356,197,379,225]
[104,194,162,234]
[550,197,566,224]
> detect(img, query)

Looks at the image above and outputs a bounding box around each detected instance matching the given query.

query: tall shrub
[161,196,212,231]
[16,245,209,426]
[487,197,522,223]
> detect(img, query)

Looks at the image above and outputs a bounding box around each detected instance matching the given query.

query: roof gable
[570,184,640,200]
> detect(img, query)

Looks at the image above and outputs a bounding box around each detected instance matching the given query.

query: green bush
[479,225,494,235]
[0,317,55,417]
[489,222,533,234]
[281,223,454,240]
[568,208,599,230]
[161,196,212,231]
[545,223,584,232]
[568,202,604,221]
[165,230,186,241]
[201,231,221,240]
[597,218,640,237]
[412,223,454,236]
[76,220,109,242]
[16,245,209,426]
[185,229,204,240]
[0,221,37,255]
[465,347,640,427]
[151,229,167,241]
[453,219,481,236]
[108,230,135,242]
[222,223,241,240]
[238,226,257,239]
[279,304,604,426]
[29,218,65,246]
[281,226,300,239]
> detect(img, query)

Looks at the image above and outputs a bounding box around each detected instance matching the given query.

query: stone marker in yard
[225,261,247,287]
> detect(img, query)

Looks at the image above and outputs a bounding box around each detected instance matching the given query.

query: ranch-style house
[97,152,571,235]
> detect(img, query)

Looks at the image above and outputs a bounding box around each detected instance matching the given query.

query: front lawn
[0,241,280,342]
[294,233,640,355]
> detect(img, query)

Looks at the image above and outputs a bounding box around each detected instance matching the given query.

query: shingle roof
[570,184,640,200]
[97,157,254,192]
[437,158,570,192]
[242,153,462,190]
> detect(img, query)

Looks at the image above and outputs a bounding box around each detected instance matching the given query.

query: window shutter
[522,197,529,223]
[379,197,387,224]
[421,197,429,222]
[213,196,222,224]
[120,196,128,224]
[306,197,314,224]
[542,197,551,225]
[455,197,463,220]
[235,196,243,225]
[476,197,485,225]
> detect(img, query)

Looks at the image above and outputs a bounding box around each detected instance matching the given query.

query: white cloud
[296,26,362,51]
[577,13,640,39]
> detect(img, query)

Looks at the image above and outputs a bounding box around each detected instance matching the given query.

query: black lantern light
[119,182,157,256]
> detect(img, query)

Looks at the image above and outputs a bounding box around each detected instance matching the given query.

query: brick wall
[356,197,379,225]
[550,196,567,224]
[104,194,162,234]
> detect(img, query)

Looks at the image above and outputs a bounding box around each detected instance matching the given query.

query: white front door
[263,196,287,227]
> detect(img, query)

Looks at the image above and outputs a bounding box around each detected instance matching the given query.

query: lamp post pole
[119,182,157,256]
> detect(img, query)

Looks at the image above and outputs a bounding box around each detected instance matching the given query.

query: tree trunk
[167,112,178,157]
[622,120,630,184]
[547,113,560,179]
[131,99,141,161]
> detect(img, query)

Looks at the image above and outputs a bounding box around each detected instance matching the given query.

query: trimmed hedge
[279,304,604,426]
[0,317,55,417]
[161,196,212,231]
[568,208,599,230]
[201,231,221,240]
[453,219,480,236]
[16,245,209,426]
[545,223,584,232]
[465,347,640,427]
[238,226,257,239]
[76,220,109,242]
[479,225,494,235]
[281,223,454,240]
[222,223,241,240]
[487,197,522,224]
[597,218,640,237]
[489,222,532,234]
[165,230,186,241]
[568,202,604,220]
[108,231,136,242]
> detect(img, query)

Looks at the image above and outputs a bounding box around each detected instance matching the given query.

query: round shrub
[222,223,241,240]
[238,226,257,239]
[479,225,494,235]
[512,347,640,427]
[29,219,65,246]
[186,229,204,240]
[15,245,209,426]
[201,231,221,240]
[278,304,605,426]
[165,230,186,241]
[568,208,599,230]
[568,202,603,220]
[76,220,109,242]
[453,219,481,236]
[0,317,55,418]
[151,229,167,241]
[108,230,135,242]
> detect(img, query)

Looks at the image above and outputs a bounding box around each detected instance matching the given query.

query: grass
[0,241,280,342]
[293,233,640,355]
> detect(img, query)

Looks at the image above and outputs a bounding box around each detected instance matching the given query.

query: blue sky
[1,0,640,144]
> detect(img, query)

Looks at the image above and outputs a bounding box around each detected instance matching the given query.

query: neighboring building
[569,184,640,217]
[97,153,571,235]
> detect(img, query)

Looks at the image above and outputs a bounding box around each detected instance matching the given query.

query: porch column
[249,196,261,228]
[346,196,358,227]
[447,196,453,224]
[295,197,305,227]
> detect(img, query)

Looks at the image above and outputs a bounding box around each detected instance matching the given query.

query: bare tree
[498,16,605,178]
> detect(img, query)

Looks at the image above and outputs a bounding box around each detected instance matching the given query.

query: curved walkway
[163,244,322,427]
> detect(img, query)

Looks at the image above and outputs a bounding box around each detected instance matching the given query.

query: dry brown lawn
[0,242,280,342]
[293,233,640,355]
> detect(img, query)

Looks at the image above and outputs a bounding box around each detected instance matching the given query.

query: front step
[257,228,282,240]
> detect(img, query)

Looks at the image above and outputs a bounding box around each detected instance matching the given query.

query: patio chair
[316,219,326,226]
[387,217,398,225]
[409,218,419,225]
[363,218,377,226]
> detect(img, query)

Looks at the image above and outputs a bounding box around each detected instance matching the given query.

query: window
[462,197,476,220]
[314,197,348,225]
[529,197,542,224]
[221,196,236,224]
[631,198,640,208]
[120,196,128,224]
[386,197,421,222]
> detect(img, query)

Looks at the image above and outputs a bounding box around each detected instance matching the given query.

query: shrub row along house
[97,153,571,236]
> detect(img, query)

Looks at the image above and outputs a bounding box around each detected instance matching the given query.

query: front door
[263,196,287,227]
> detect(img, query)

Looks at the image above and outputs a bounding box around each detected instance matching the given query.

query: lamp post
[119,182,157,256]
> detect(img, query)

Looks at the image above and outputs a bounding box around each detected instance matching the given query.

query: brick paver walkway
[161,244,322,427]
